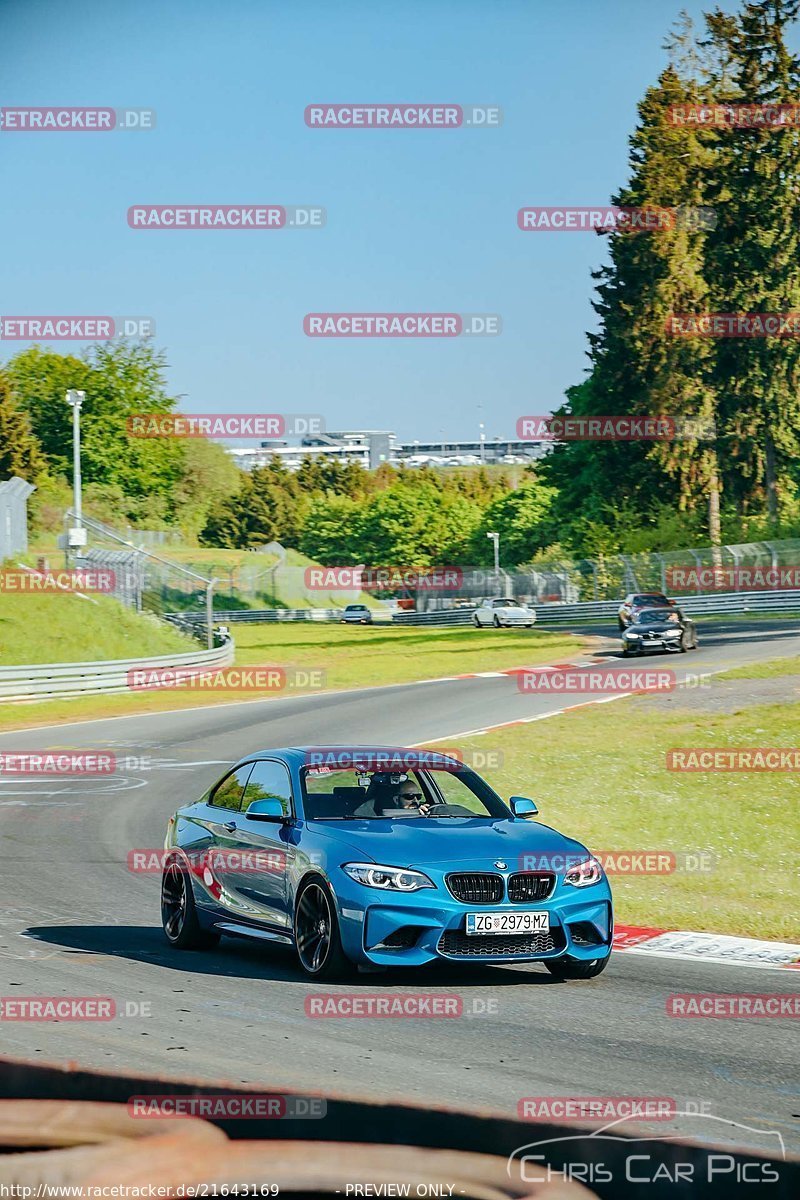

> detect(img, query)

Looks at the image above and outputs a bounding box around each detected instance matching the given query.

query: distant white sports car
[473,597,536,628]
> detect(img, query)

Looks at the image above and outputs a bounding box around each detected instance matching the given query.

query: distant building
[0,476,36,560]
[228,428,547,472]
[394,438,547,466]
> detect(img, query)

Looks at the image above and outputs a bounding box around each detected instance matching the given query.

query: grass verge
[429,680,798,940]
[0,622,583,732]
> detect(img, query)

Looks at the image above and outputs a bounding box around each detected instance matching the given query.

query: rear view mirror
[245,798,286,821]
[510,796,538,817]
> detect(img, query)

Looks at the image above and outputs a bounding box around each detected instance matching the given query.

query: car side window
[242,759,294,817]
[209,763,254,811]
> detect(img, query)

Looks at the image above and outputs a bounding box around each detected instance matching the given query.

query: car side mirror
[245,798,287,822]
[510,796,538,817]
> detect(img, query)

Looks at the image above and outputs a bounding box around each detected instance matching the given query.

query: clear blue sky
[1,0,765,443]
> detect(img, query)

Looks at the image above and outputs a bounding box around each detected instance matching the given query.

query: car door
[189,762,255,908]
[213,758,296,932]
[476,599,490,625]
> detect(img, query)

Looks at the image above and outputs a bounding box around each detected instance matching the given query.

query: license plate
[466,911,549,935]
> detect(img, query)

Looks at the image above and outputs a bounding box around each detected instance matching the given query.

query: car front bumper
[624,635,682,653]
[334,875,613,967]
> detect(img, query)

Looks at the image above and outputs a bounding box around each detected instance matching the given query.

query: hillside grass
[0,590,194,666]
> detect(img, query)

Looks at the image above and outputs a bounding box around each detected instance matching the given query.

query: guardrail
[167,608,344,625]
[0,638,235,702]
[393,588,800,625]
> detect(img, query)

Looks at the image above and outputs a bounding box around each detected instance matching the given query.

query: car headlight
[564,857,603,888]
[342,862,435,891]
[623,630,640,639]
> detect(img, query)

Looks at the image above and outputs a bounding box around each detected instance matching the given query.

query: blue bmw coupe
[161,747,613,980]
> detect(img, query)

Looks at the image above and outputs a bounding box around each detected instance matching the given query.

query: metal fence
[61,513,800,615]
[169,586,800,629]
[189,539,800,612]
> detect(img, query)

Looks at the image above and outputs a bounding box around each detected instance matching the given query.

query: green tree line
[544,0,800,551]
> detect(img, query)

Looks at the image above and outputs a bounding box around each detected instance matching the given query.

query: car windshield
[637,608,677,624]
[301,765,509,820]
[496,598,519,607]
[633,594,667,605]
[346,605,366,612]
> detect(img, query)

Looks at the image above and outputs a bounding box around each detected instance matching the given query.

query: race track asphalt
[1,617,798,1156]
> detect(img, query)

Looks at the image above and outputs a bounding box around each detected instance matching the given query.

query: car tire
[618,618,625,631]
[622,644,631,657]
[679,635,688,652]
[544,953,610,980]
[294,877,350,980]
[473,615,482,627]
[525,623,533,629]
[493,615,501,628]
[161,856,221,950]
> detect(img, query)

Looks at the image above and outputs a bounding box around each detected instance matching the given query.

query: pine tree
[0,371,44,482]
[546,54,720,545]
[704,0,800,525]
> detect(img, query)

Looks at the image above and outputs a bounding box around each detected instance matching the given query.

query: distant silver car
[473,597,536,628]
[339,604,372,625]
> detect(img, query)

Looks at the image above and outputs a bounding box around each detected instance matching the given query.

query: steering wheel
[423,802,474,817]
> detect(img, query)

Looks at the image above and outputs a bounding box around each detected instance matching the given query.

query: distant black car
[621,606,698,656]
[340,603,372,625]
[618,591,674,630]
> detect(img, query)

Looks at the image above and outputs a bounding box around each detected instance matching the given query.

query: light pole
[487,530,499,592]
[65,390,87,560]
[479,422,485,464]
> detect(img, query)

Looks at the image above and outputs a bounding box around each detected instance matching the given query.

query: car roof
[233,746,464,769]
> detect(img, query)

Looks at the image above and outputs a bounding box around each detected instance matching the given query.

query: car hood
[309,817,589,870]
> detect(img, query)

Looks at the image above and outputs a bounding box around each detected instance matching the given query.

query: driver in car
[388,778,432,815]
[353,773,432,817]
